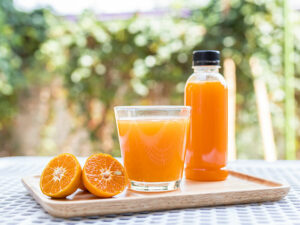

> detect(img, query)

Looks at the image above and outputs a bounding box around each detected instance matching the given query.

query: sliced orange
[78,174,87,191]
[40,153,81,198]
[82,153,128,197]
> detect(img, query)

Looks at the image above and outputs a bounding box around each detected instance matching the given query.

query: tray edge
[21,172,290,218]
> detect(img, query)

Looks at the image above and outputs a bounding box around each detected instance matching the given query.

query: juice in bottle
[184,50,228,181]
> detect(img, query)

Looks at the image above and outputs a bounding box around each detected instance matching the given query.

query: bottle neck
[193,65,220,74]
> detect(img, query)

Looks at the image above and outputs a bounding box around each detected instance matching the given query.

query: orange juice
[117,117,189,182]
[184,50,228,181]
[185,81,228,181]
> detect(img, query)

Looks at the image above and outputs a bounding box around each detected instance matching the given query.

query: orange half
[78,173,87,191]
[40,153,81,198]
[82,153,128,197]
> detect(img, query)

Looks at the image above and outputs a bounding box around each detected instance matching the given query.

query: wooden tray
[22,170,289,218]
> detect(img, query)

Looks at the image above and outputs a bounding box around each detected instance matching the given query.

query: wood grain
[22,170,289,218]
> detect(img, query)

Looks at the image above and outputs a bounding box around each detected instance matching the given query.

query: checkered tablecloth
[0,157,299,225]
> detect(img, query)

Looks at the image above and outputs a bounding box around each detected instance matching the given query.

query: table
[0,157,299,225]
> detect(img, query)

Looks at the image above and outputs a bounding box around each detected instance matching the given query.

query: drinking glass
[114,106,190,192]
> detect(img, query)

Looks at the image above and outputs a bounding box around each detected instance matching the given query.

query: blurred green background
[0,0,299,159]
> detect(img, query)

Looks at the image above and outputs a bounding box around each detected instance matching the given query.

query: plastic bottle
[184,50,228,181]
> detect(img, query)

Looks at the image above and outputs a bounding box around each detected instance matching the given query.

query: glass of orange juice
[114,106,190,192]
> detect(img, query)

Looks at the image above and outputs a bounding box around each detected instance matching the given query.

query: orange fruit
[78,174,87,191]
[82,153,128,197]
[78,182,86,191]
[40,153,81,198]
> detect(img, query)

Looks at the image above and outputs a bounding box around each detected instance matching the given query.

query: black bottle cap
[193,50,220,66]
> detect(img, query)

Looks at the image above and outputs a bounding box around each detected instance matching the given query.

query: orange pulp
[185,81,228,181]
[40,153,81,198]
[82,153,128,197]
[117,117,189,182]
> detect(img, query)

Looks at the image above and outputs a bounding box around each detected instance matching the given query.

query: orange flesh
[185,81,228,181]
[40,153,81,198]
[117,117,189,182]
[82,153,128,197]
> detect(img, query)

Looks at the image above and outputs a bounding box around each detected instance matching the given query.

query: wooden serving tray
[22,170,289,218]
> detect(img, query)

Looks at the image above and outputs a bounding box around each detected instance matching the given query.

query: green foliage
[37,12,203,149]
[191,0,287,158]
[0,0,299,157]
[0,0,47,125]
